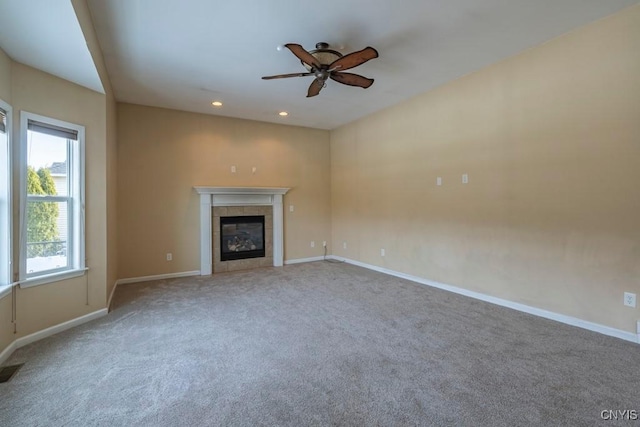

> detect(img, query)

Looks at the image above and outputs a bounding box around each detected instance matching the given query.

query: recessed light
[279,111,288,116]
[212,101,223,107]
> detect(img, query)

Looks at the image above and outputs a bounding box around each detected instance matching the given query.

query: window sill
[20,268,88,289]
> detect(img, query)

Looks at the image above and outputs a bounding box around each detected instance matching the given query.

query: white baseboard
[328,256,639,344]
[116,270,200,286]
[107,280,118,310]
[0,340,17,366]
[15,309,108,349]
[0,308,108,366]
[284,256,325,265]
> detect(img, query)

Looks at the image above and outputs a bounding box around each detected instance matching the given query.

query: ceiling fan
[262,42,379,98]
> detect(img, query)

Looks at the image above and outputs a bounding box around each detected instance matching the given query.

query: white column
[272,194,284,267]
[200,194,212,275]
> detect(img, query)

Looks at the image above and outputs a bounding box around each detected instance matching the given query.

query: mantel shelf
[194,186,290,196]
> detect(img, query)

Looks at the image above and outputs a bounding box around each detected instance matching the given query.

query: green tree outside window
[27,166,59,257]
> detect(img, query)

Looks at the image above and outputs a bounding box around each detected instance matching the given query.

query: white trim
[0,341,17,366]
[14,309,107,348]
[284,256,325,265]
[199,193,212,275]
[213,194,272,206]
[0,99,11,289]
[272,194,284,267]
[328,256,639,344]
[0,308,108,366]
[194,187,291,274]
[19,267,88,289]
[194,186,290,196]
[116,270,201,285]
[107,280,118,310]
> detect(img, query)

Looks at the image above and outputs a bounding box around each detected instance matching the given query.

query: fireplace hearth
[220,215,265,261]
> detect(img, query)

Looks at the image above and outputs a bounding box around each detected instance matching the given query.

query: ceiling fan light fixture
[278,111,289,116]
[301,43,343,71]
[211,101,223,107]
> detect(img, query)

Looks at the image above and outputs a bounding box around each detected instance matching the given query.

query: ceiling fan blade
[285,43,321,69]
[307,79,324,98]
[330,72,374,88]
[329,46,378,72]
[262,72,314,80]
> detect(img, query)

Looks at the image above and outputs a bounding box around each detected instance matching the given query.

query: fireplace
[220,215,265,261]
[194,186,290,275]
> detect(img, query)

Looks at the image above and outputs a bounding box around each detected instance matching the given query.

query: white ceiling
[1,1,638,130]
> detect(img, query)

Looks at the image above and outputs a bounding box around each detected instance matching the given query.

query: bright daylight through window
[0,102,10,287]
[21,112,85,284]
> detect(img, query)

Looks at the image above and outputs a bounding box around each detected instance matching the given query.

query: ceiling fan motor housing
[302,42,342,71]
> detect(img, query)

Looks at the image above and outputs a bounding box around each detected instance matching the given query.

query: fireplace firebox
[219,216,266,261]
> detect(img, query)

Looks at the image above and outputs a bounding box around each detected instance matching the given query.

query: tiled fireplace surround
[213,205,272,272]
[195,187,290,275]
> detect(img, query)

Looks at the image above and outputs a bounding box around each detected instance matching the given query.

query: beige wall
[106,94,117,302]
[0,295,11,356]
[71,0,119,304]
[10,63,108,336]
[117,103,331,279]
[0,47,10,102]
[331,6,640,333]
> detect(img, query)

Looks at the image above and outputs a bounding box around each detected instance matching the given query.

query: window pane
[26,200,69,274]
[0,106,7,285]
[27,130,68,196]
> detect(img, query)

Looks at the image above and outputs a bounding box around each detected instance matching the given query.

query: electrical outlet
[231,165,236,173]
[310,241,315,248]
[436,177,442,186]
[322,241,327,247]
[381,248,385,257]
[623,292,636,308]
[343,242,347,250]
[462,173,469,184]
[289,205,294,212]
[252,166,257,174]
[166,253,172,261]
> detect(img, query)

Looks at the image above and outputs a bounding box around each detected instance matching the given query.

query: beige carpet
[1,261,638,426]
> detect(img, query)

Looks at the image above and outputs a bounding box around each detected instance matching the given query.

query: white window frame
[0,99,11,298]
[19,111,85,287]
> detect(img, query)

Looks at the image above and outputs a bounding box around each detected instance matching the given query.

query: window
[20,112,85,285]
[0,101,10,289]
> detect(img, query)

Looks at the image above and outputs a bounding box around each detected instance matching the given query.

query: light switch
[436,177,442,186]
[462,173,469,184]
[231,165,236,173]
[289,205,294,212]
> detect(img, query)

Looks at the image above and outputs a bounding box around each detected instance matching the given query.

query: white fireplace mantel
[194,187,290,275]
